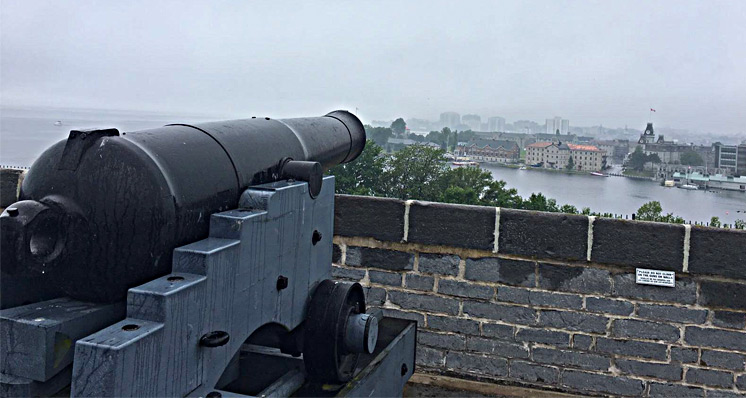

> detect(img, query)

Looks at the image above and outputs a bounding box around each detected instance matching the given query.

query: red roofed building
[526,141,605,171]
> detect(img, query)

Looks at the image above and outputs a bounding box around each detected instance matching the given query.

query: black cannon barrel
[0,110,365,302]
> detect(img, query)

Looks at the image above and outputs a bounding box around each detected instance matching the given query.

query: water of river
[1,106,744,224]
[481,164,745,225]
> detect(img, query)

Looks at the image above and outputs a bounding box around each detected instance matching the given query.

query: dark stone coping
[334,194,405,242]
[407,200,495,250]
[689,226,746,280]
[499,208,588,262]
[591,218,684,271]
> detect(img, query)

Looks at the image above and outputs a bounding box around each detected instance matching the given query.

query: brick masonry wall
[334,194,746,397]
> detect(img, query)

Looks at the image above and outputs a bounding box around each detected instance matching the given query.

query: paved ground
[406,374,580,398]
[404,383,502,397]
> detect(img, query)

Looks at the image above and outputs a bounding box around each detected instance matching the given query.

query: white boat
[54,121,62,126]
[589,172,608,177]
[664,180,675,187]
[519,166,527,170]
[679,184,698,190]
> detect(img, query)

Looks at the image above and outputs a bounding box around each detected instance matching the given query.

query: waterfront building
[439,112,460,129]
[456,139,520,163]
[672,172,746,192]
[525,141,604,171]
[714,142,739,174]
[462,114,482,131]
[487,116,506,132]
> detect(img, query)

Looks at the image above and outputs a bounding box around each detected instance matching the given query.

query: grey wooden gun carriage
[0,111,416,397]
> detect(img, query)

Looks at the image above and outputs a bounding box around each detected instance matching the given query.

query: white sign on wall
[636,268,675,288]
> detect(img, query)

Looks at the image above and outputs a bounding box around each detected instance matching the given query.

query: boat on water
[54,120,62,126]
[589,172,608,177]
[664,180,675,187]
[679,184,698,190]
[519,166,527,170]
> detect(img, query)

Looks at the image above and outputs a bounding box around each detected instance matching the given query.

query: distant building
[593,139,630,163]
[545,117,569,135]
[474,131,534,149]
[487,116,506,132]
[439,112,461,129]
[534,132,578,143]
[462,114,481,131]
[526,141,604,171]
[637,123,717,173]
[672,172,746,192]
[513,120,541,134]
[456,139,520,163]
[714,143,739,174]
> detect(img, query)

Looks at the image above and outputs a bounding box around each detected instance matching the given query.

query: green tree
[327,140,386,196]
[636,201,684,224]
[636,201,663,221]
[628,146,648,171]
[735,219,745,230]
[441,186,480,205]
[522,193,559,212]
[365,125,393,147]
[709,216,721,228]
[680,151,703,166]
[481,180,524,208]
[560,204,579,214]
[391,118,407,137]
[458,130,477,142]
[436,166,493,205]
[426,129,446,147]
[566,155,575,170]
[381,144,448,201]
[407,133,425,142]
[647,153,662,164]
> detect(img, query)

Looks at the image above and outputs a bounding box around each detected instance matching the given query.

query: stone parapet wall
[333,194,746,397]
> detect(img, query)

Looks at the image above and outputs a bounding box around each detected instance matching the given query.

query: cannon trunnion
[0,112,416,397]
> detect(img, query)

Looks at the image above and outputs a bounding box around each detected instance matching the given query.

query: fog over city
[1,0,745,136]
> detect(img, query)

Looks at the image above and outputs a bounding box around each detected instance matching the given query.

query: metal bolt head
[276,275,289,290]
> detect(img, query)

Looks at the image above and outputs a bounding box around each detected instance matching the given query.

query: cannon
[0,112,416,397]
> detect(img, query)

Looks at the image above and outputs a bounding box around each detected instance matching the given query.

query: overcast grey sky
[1,0,745,134]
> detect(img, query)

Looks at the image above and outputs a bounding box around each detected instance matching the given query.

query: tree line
[366,120,478,151]
[329,141,745,229]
